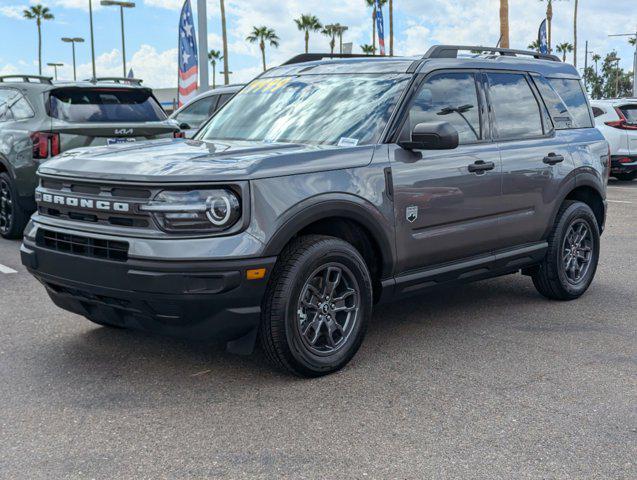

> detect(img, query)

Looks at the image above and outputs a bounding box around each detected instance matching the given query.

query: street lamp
[100,1,135,77]
[89,0,96,80]
[326,24,349,54]
[61,37,84,81]
[47,62,64,81]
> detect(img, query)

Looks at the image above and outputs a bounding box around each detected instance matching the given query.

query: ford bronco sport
[21,46,609,377]
[0,75,180,239]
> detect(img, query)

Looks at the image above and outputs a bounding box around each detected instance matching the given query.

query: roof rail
[424,45,561,62]
[84,77,143,85]
[282,53,372,65]
[0,75,53,84]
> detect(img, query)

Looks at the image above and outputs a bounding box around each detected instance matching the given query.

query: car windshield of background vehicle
[174,96,216,128]
[401,72,482,144]
[197,74,410,146]
[619,104,637,124]
[546,78,593,128]
[487,72,544,139]
[49,88,167,123]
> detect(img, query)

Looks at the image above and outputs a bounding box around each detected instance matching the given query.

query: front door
[390,71,503,274]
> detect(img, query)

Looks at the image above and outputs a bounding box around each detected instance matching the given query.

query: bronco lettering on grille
[40,193,130,213]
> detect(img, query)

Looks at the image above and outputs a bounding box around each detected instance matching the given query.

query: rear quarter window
[49,88,167,123]
[618,104,637,124]
[546,78,593,128]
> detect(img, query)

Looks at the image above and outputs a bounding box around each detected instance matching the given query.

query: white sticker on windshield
[338,137,359,147]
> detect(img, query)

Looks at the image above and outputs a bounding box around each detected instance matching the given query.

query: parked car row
[4,46,612,376]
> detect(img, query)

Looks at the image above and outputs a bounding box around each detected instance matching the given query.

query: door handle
[468,160,495,173]
[543,153,565,165]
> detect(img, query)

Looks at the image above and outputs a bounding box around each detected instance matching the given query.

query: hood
[38,139,375,183]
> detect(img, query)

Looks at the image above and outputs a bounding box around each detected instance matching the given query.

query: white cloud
[0,5,25,19]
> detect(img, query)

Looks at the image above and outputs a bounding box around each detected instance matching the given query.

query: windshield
[49,88,167,123]
[197,74,410,146]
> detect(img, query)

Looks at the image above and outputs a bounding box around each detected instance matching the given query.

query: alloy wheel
[296,263,360,356]
[561,219,593,285]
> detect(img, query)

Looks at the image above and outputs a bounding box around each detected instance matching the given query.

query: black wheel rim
[0,178,13,235]
[296,263,360,356]
[562,219,594,285]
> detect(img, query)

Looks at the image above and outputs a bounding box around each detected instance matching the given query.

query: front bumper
[21,235,276,343]
[610,156,637,174]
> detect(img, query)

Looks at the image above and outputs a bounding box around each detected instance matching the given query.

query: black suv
[21,46,609,376]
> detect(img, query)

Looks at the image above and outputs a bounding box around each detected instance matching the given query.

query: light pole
[196,0,209,92]
[89,0,96,79]
[327,24,348,54]
[47,62,64,81]
[608,28,637,97]
[61,37,84,81]
[101,1,135,77]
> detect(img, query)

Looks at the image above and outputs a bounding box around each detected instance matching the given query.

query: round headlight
[206,195,232,226]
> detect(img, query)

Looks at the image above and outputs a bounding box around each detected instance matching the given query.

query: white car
[170,84,243,138]
[591,98,637,181]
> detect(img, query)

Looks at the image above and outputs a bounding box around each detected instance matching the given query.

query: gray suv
[0,75,179,238]
[21,46,609,377]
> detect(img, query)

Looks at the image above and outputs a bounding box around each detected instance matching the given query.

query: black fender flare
[262,193,396,278]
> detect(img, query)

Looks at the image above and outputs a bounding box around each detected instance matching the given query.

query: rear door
[47,87,176,152]
[487,71,574,247]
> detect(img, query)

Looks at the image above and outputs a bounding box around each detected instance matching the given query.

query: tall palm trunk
[573,0,578,67]
[389,0,393,56]
[547,0,553,53]
[37,19,42,75]
[220,0,229,85]
[212,63,216,89]
[372,8,376,53]
[260,41,266,71]
[499,0,509,48]
[305,31,309,54]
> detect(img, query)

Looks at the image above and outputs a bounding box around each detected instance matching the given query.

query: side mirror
[399,121,459,151]
[179,122,191,130]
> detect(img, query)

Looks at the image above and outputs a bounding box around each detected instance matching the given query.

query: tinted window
[591,106,605,118]
[199,74,409,146]
[402,72,482,144]
[618,105,637,124]
[215,93,233,111]
[49,88,166,123]
[174,96,217,128]
[10,96,35,120]
[487,73,543,139]
[532,75,574,129]
[547,78,593,128]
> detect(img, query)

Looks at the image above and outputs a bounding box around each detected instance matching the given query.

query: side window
[0,89,18,122]
[174,96,216,128]
[486,73,544,140]
[591,106,605,118]
[215,93,234,111]
[531,75,574,129]
[401,72,482,144]
[547,78,593,128]
[10,96,35,120]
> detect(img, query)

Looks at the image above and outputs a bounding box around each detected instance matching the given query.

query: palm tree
[322,24,338,54]
[499,0,509,48]
[360,44,376,55]
[556,42,573,62]
[573,0,578,67]
[539,0,554,53]
[592,53,601,76]
[364,0,387,55]
[219,0,229,85]
[208,50,223,89]
[294,14,322,54]
[23,4,54,75]
[629,37,636,47]
[246,26,280,72]
[528,40,541,52]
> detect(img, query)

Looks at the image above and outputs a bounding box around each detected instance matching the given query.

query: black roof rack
[0,75,53,84]
[84,77,144,85]
[282,53,373,65]
[424,45,561,62]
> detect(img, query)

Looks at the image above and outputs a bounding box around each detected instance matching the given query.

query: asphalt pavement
[0,180,635,479]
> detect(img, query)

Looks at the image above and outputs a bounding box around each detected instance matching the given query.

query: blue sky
[1,0,635,88]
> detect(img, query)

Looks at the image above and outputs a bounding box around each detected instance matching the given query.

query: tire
[0,172,28,239]
[614,172,636,181]
[532,200,600,301]
[259,235,373,377]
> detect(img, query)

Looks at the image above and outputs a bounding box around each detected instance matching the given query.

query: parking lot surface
[0,181,635,479]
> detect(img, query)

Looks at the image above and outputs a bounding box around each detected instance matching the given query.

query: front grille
[37,178,154,229]
[37,229,129,262]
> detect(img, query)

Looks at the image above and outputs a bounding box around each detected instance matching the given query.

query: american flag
[375,0,386,56]
[178,0,198,107]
